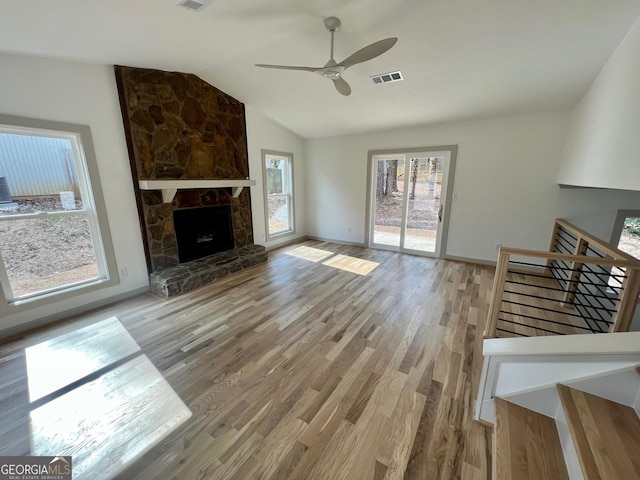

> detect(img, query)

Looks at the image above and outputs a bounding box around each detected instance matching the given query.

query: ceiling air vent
[176,0,213,12]
[371,71,404,85]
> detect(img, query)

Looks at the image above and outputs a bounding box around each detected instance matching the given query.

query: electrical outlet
[495,243,502,252]
[119,266,128,277]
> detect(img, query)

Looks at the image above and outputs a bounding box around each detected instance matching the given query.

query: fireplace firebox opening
[173,206,234,263]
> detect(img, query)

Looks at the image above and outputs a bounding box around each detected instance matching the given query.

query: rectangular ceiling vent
[371,71,404,85]
[176,0,213,12]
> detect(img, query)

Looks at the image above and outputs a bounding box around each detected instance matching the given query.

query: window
[612,212,640,260]
[0,115,117,309]
[608,210,640,290]
[262,150,295,239]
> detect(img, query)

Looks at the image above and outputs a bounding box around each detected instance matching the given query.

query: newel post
[561,237,588,308]
[544,220,562,277]
[484,251,510,339]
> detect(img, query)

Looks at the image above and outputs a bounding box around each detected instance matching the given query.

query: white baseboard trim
[444,254,497,266]
[305,236,366,247]
[263,236,307,252]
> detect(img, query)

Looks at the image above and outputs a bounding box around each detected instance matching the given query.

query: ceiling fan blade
[333,77,351,96]
[255,64,319,72]
[339,37,398,69]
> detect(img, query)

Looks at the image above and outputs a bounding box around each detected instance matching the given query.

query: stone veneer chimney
[114,66,256,275]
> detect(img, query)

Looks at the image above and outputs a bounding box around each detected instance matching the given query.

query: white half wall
[245,106,305,249]
[304,112,640,262]
[558,16,640,190]
[0,52,149,336]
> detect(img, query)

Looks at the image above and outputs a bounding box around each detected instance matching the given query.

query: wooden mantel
[138,179,256,203]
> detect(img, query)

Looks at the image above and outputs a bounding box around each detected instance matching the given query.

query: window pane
[266,159,285,195]
[373,158,403,247]
[0,133,83,215]
[609,217,640,290]
[267,194,290,235]
[264,152,294,238]
[618,217,640,259]
[0,213,99,299]
[405,158,442,253]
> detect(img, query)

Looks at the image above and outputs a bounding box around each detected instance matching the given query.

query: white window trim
[261,149,295,241]
[0,115,119,315]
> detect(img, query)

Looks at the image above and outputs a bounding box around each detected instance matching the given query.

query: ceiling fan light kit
[256,16,397,96]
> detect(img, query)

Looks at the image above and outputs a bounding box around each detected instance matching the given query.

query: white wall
[558,16,640,190]
[305,112,640,262]
[0,52,149,336]
[245,106,305,249]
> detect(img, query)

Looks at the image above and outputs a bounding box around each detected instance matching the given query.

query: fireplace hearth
[174,206,234,263]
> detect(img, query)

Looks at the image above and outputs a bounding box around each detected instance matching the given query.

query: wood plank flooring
[493,398,569,480]
[0,240,496,479]
[557,384,640,479]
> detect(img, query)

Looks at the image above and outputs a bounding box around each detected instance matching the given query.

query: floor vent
[371,71,404,85]
[176,0,212,12]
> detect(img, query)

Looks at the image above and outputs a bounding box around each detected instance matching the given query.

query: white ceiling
[1,0,640,138]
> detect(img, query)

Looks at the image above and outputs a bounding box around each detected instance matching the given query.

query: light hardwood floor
[0,240,497,479]
[494,398,569,480]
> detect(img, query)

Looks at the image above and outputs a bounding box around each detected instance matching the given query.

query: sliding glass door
[367,147,456,257]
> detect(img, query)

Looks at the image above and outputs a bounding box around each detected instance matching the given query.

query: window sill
[1,275,119,316]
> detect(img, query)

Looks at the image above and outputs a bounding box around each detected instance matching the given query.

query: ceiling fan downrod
[323,16,341,77]
[324,16,341,64]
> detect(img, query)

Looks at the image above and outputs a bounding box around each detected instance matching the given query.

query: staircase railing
[484,219,640,339]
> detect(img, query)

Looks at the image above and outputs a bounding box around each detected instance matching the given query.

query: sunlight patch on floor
[25,317,140,402]
[25,317,191,479]
[284,245,379,275]
[284,245,335,262]
[322,254,380,276]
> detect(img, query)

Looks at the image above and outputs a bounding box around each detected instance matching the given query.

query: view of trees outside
[373,158,442,251]
[609,217,640,290]
[265,156,292,236]
[618,217,640,259]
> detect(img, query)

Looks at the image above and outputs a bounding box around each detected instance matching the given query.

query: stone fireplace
[114,66,267,297]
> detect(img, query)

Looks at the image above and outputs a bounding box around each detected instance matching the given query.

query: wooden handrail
[500,246,640,269]
[554,219,638,262]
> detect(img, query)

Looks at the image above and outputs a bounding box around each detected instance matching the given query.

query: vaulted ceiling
[2,0,640,138]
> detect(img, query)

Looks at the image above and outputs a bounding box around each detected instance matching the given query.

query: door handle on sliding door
[438,204,443,222]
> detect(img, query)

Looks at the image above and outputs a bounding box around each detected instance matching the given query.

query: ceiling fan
[255,16,397,96]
